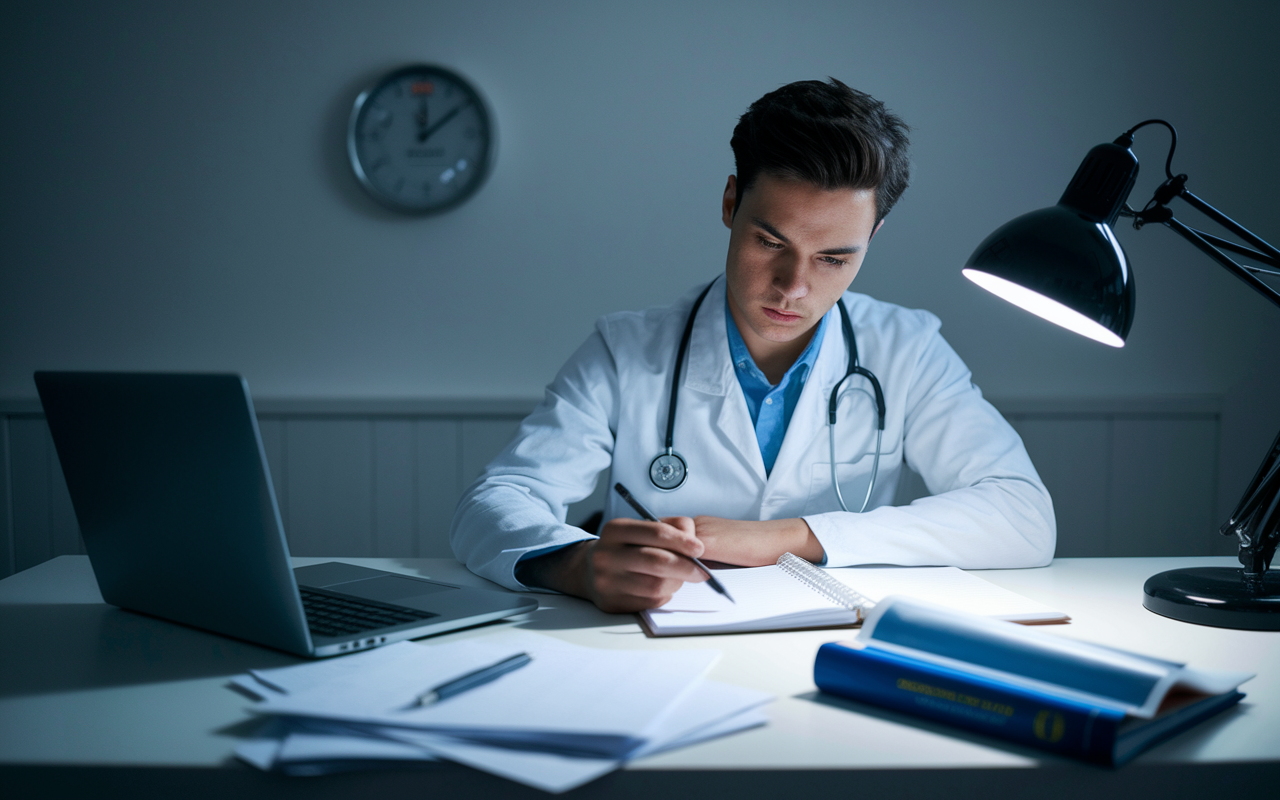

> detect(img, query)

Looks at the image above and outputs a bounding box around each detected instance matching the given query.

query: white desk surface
[2,555,1277,789]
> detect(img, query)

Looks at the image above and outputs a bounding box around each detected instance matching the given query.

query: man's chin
[753,320,813,343]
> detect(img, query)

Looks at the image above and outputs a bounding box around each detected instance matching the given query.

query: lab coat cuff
[802,512,855,568]
[502,534,596,593]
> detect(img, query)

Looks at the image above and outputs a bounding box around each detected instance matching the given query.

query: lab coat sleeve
[450,327,618,591]
[803,326,1056,569]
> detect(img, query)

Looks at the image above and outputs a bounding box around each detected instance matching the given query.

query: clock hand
[419,99,472,143]
[416,98,430,142]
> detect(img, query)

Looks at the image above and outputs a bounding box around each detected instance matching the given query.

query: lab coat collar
[681,277,851,484]
[684,275,734,396]
[680,276,762,477]
[682,278,849,395]
[768,301,850,487]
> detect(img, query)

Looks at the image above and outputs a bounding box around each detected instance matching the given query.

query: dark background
[2,0,1278,560]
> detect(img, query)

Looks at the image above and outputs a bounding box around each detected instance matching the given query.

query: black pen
[403,652,532,709]
[613,482,735,604]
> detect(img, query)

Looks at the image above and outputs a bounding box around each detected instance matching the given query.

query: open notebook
[639,553,1069,636]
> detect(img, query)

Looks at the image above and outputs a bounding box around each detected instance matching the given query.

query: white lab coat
[451,276,1055,591]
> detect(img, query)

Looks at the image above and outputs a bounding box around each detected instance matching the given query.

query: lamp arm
[1229,460,1280,577]
[1184,230,1280,273]
[1161,216,1280,312]
[1178,188,1280,263]
[1129,175,1280,577]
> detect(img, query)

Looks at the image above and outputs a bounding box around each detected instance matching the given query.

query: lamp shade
[962,140,1140,348]
[963,206,1135,347]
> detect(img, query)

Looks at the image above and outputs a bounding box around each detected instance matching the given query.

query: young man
[451,79,1055,612]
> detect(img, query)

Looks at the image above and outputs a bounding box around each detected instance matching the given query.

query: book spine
[814,643,1125,764]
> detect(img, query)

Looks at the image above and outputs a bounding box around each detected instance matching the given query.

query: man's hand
[693,516,825,566]
[515,517,707,613]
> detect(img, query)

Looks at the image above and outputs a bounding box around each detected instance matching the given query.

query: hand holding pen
[514,482,728,612]
[613,483,734,604]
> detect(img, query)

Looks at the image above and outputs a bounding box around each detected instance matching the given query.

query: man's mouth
[762,307,803,323]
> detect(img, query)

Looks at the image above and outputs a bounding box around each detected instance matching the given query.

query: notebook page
[825,566,1067,622]
[645,565,854,632]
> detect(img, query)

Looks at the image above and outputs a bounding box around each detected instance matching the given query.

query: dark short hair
[730,78,911,224]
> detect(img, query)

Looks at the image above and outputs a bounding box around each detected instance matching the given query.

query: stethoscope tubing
[652,280,886,512]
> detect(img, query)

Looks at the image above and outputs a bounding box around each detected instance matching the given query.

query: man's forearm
[694,516,825,565]
[513,541,593,596]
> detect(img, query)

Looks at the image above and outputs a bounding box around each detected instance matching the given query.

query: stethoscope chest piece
[649,450,688,491]
[648,279,885,511]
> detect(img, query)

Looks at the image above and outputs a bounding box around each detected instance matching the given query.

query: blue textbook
[814,597,1253,765]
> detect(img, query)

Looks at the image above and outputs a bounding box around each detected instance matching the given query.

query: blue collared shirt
[726,299,830,475]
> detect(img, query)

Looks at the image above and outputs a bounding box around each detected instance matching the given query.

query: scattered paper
[230,629,772,793]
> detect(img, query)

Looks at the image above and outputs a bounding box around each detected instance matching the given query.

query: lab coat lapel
[684,277,767,481]
[767,304,846,486]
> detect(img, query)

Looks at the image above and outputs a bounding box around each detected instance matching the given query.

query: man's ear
[868,217,885,241]
[721,175,737,229]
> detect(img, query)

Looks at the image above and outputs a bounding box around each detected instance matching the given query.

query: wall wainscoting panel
[0,397,1235,578]
[1,417,12,578]
[6,416,84,576]
[1006,412,1230,558]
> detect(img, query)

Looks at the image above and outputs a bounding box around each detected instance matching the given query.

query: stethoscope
[649,281,887,513]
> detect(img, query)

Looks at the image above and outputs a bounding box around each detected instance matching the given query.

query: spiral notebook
[638,553,1069,636]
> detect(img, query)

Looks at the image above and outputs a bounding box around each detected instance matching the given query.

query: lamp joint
[1153,174,1188,206]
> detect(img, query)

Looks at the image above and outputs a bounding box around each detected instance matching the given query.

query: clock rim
[346,63,496,215]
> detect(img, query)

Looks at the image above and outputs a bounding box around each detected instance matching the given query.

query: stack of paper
[230,630,771,792]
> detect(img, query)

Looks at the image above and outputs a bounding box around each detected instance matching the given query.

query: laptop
[34,371,537,658]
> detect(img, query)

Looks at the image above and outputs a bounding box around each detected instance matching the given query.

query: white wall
[2,0,1278,510]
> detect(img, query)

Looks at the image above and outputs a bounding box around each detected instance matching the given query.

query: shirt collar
[725,296,831,390]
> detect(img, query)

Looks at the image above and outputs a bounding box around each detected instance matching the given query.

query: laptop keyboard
[300,588,437,638]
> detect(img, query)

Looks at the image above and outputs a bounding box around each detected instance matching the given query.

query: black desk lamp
[962,119,1280,630]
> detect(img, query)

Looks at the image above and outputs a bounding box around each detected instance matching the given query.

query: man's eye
[757,237,784,250]
[820,256,849,266]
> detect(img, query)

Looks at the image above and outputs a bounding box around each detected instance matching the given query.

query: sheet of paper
[826,566,1067,621]
[631,677,772,756]
[234,738,282,771]
[277,732,438,763]
[379,679,771,793]
[394,730,618,794]
[642,708,769,756]
[249,636,517,694]
[648,565,854,632]
[250,629,720,755]
[232,675,771,792]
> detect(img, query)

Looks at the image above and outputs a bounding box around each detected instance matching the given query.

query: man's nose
[772,257,808,300]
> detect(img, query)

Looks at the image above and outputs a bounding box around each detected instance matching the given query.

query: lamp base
[1143,567,1280,630]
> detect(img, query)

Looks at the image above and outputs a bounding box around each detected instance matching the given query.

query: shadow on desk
[4,758,1280,800]
[513,598,646,634]
[0,604,300,698]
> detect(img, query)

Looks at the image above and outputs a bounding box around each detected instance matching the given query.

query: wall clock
[347,64,495,214]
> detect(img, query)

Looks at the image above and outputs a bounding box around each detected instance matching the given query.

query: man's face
[721,172,881,360]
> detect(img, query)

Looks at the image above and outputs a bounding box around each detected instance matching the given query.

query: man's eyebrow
[818,245,862,255]
[752,218,862,255]
[752,218,790,244]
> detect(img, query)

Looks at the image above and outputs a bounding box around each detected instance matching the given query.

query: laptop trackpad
[340,575,458,603]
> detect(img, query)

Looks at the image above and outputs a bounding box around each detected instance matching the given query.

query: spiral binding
[777,552,875,620]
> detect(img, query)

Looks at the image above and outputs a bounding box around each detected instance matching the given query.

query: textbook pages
[813,597,1253,765]
[640,555,1068,636]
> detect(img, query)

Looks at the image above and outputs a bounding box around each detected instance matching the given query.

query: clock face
[347,65,494,214]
